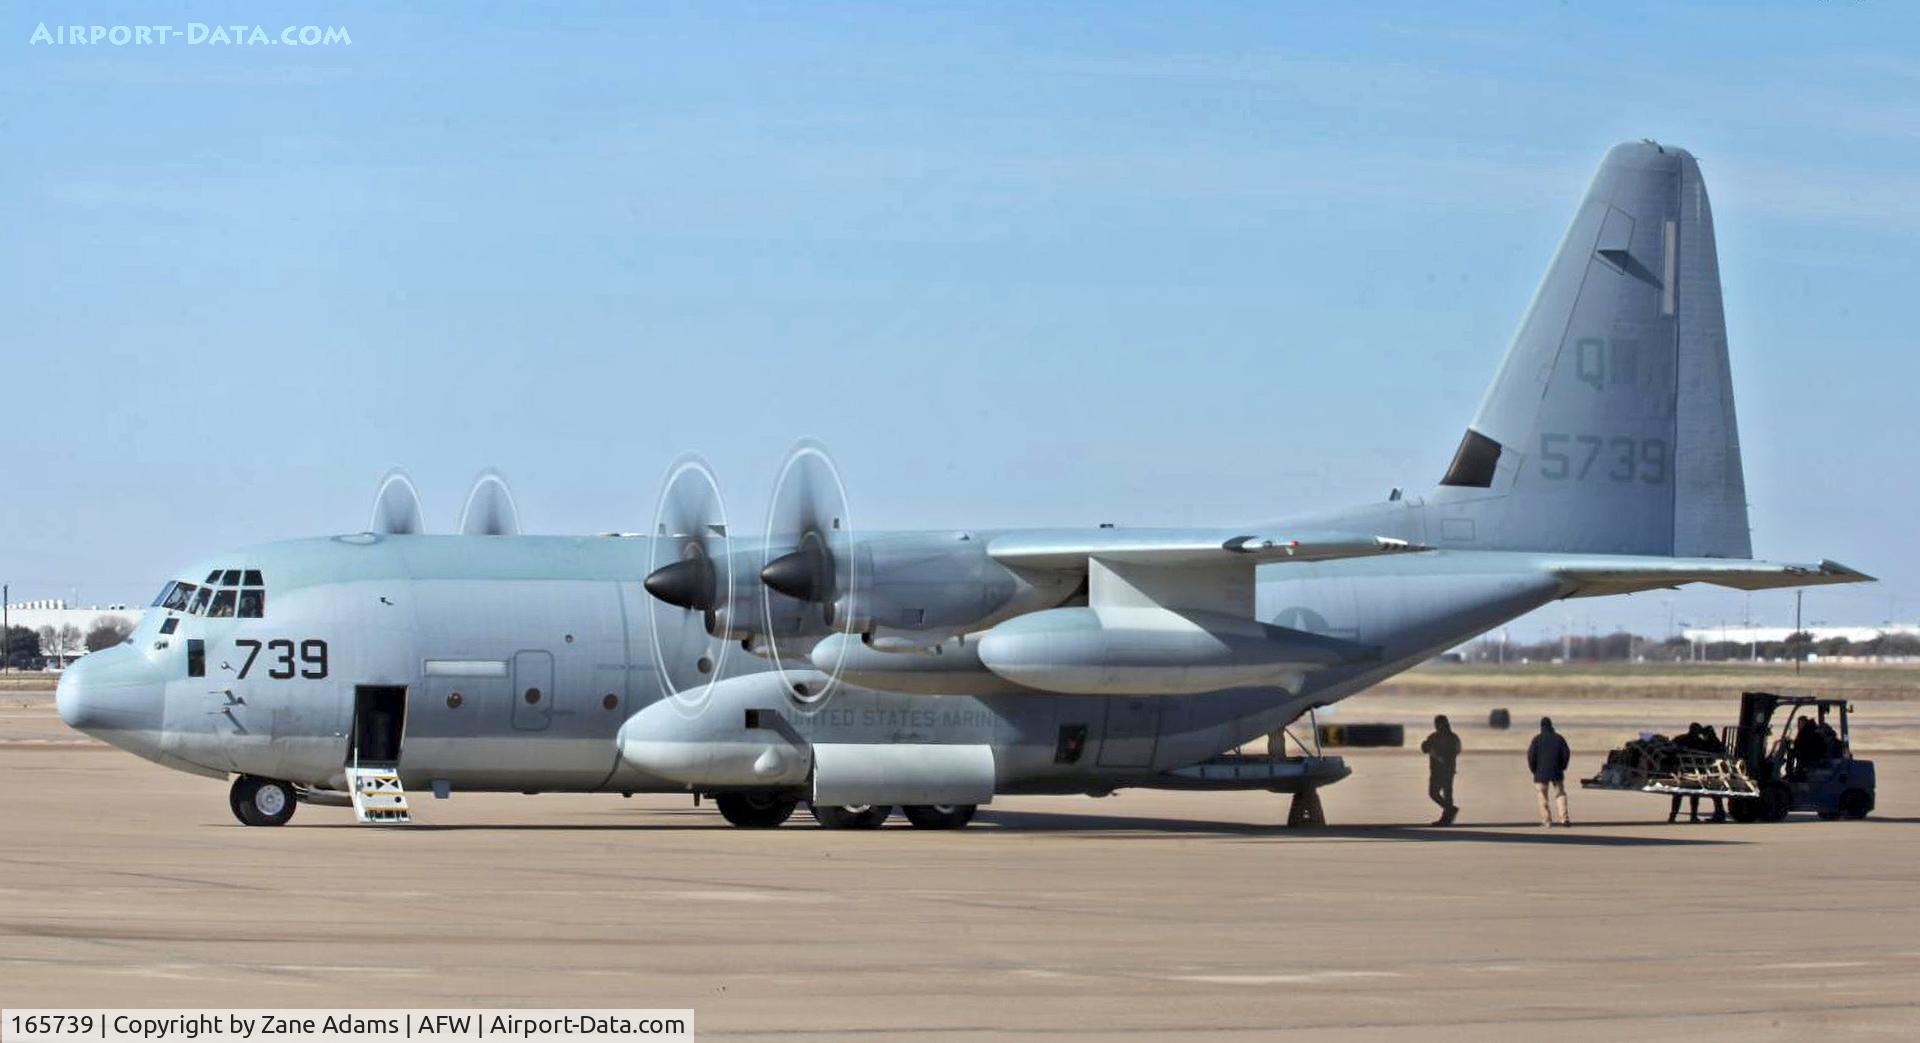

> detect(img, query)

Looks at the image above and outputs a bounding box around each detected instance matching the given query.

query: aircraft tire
[902,804,976,830]
[809,803,892,829]
[230,776,297,827]
[715,792,797,828]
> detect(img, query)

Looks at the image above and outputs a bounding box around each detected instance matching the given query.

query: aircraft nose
[57,645,163,738]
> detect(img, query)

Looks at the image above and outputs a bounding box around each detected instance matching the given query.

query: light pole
[1794,590,1804,675]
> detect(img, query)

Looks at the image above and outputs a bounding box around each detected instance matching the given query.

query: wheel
[902,804,977,830]
[809,803,892,829]
[229,776,297,827]
[1759,782,1793,823]
[1728,797,1761,823]
[714,792,797,828]
[1839,788,1872,820]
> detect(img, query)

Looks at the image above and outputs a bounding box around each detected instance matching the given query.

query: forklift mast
[1732,691,1780,778]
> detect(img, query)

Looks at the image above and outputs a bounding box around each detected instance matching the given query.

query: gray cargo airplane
[59,141,1868,830]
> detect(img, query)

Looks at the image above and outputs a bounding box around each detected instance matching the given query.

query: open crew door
[348,684,411,824]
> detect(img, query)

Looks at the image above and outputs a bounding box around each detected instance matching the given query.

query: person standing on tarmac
[1420,714,1461,825]
[1527,717,1573,827]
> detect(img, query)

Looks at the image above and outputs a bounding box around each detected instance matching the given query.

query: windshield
[154,582,198,612]
[155,569,268,617]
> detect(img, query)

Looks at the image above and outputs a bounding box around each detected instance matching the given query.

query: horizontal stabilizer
[1552,557,1874,597]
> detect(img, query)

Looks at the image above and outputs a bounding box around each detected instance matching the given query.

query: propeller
[458,469,522,536]
[762,440,856,701]
[645,454,732,704]
[370,469,426,535]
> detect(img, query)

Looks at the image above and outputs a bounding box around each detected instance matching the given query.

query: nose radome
[54,663,86,729]
[55,645,163,738]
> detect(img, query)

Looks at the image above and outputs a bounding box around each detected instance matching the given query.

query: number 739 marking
[234,638,329,679]
[1539,433,1669,484]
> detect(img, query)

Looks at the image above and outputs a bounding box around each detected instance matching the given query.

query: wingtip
[1819,559,1877,583]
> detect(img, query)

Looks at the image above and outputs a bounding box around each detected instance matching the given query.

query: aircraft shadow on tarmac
[304,807,1739,845]
[970,810,1738,845]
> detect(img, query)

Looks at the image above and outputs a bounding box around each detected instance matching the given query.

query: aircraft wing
[1552,557,1874,597]
[986,528,1427,570]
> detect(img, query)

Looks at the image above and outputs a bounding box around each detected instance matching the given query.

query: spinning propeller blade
[762,440,856,701]
[645,453,733,704]
[458,469,522,536]
[370,469,426,535]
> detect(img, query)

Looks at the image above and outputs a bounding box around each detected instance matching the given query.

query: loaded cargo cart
[1582,692,1875,823]
[1583,736,1758,799]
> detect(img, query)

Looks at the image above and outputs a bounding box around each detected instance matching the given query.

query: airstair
[346,765,412,824]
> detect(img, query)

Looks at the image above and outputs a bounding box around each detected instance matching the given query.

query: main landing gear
[711,793,979,829]
[809,803,892,829]
[229,775,298,827]
[714,792,799,828]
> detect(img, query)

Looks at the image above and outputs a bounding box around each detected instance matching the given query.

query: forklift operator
[1791,718,1831,778]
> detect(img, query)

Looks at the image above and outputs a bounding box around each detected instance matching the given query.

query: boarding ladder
[345,763,412,824]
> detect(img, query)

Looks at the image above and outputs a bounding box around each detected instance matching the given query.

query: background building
[2,600,146,669]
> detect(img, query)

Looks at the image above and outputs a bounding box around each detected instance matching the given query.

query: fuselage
[58,529,1568,797]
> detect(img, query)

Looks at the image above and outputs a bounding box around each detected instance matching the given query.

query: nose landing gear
[229,775,298,827]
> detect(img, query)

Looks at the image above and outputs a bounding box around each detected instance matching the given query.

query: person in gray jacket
[1527,716,1573,827]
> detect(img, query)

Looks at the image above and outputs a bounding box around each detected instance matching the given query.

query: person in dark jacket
[1420,714,1462,825]
[1526,716,1572,827]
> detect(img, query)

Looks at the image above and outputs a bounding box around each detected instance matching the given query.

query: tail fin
[1430,140,1751,558]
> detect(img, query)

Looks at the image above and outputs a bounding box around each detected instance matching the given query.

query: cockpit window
[156,582,198,612]
[167,568,266,616]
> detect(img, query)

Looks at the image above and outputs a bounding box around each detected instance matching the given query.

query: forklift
[1583,691,1875,823]
[1725,692,1875,823]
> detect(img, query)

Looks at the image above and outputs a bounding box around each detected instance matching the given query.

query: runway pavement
[2,698,1917,1040]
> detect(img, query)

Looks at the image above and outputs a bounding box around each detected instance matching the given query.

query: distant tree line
[2,617,134,670]
[1463,631,1920,664]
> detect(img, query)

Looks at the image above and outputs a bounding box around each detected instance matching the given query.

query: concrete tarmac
[3,712,1918,1040]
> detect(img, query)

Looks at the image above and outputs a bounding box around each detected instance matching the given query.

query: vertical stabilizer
[1429,141,1750,557]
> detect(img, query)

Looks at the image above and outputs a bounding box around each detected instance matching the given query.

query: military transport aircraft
[59,141,1869,830]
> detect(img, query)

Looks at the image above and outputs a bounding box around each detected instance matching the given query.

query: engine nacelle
[976,607,1377,696]
[851,532,1076,637]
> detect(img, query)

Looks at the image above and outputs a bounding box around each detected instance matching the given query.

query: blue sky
[3,2,1915,639]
